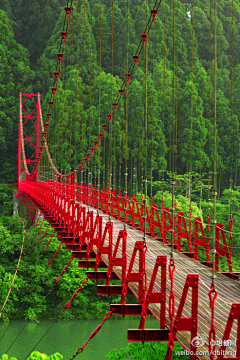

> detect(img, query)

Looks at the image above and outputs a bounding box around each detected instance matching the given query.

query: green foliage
[0,215,125,322]
[0,9,34,183]
[0,352,63,360]
[0,184,13,216]
[153,190,203,222]
[0,355,17,360]
[106,341,189,360]
[26,351,63,360]
[0,0,240,191]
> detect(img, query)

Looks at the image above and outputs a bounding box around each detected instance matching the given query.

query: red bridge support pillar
[18,93,40,188]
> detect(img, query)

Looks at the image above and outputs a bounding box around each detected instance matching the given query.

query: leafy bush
[0,354,17,360]
[0,216,123,322]
[106,341,189,359]
[0,352,63,360]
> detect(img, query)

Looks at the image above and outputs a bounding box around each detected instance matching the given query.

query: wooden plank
[88,206,240,359]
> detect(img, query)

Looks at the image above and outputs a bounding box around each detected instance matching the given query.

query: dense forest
[0,0,240,357]
[0,0,239,359]
[1,0,240,187]
[1,0,240,240]
[1,0,240,305]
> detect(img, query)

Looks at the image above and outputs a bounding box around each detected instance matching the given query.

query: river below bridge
[0,317,160,359]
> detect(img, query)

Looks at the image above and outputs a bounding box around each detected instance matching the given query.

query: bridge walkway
[84,206,240,359]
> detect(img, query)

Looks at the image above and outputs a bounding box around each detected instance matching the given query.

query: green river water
[0,317,160,360]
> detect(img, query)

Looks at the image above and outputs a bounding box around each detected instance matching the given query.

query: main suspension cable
[175,0,179,200]
[162,0,166,200]
[88,0,93,207]
[171,0,176,259]
[80,0,86,204]
[97,0,102,212]
[150,10,156,199]
[124,0,129,229]
[190,0,194,211]
[208,0,212,225]
[133,53,137,195]
[143,0,148,245]
[69,11,74,169]
[75,0,80,169]
[119,92,123,190]
[212,0,217,287]
[108,0,114,220]
[230,0,234,218]
[64,28,69,172]
[60,42,65,172]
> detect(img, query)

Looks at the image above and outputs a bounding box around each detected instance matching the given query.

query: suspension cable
[212,0,217,287]
[64,29,69,172]
[113,106,116,190]
[0,234,64,345]
[61,43,65,172]
[80,0,85,203]
[0,223,55,329]
[162,0,166,200]
[43,0,162,181]
[108,0,114,220]
[188,0,194,246]
[103,121,106,186]
[69,11,74,170]
[150,12,156,199]
[133,54,137,195]
[55,80,58,166]
[208,1,218,349]
[119,91,123,190]
[38,1,162,183]
[230,0,234,218]
[171,0,176,259]
[124,0,129,228]
[0,219,25,319]
[190,0,194,210]
[75,0,80,170]
[141,44,145,196]
[88,0,93,206]
[25,276,89,360]
[143,0,148,245]
[97,0,102,212]
[175,0,179,201]
[208,0,212,220]
[169,5,177,350]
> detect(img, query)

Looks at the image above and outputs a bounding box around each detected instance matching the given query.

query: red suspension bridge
[3,0,240,359]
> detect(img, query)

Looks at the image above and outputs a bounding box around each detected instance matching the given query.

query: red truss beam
[165,274,199,360]
[16,181,240,357]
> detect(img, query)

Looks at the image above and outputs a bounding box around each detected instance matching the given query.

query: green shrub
[0,352,63,360]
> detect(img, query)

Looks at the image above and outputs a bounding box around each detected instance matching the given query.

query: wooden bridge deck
[19,184,239,360]
[87,206,240,359]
